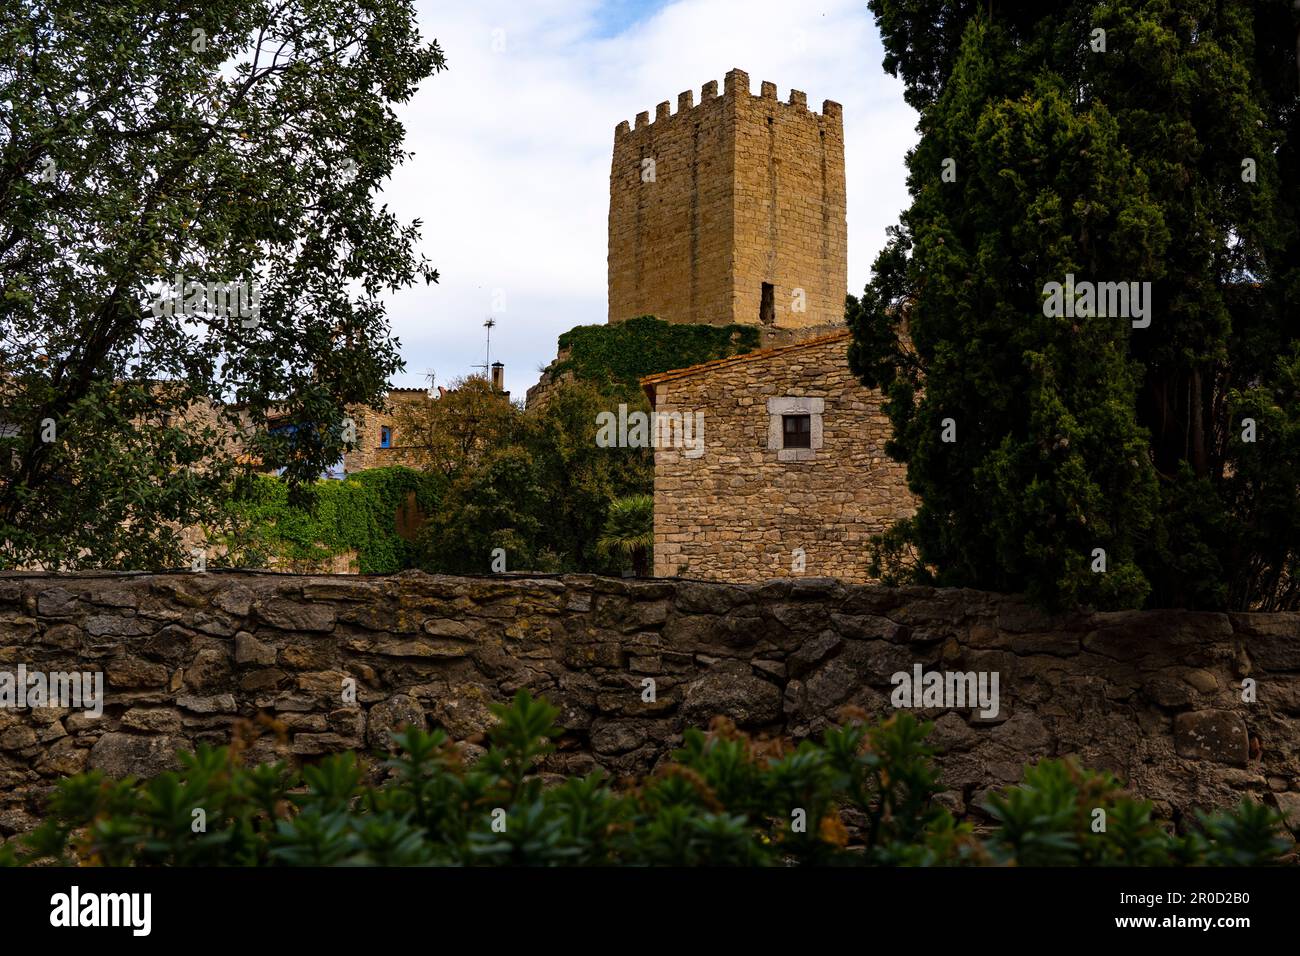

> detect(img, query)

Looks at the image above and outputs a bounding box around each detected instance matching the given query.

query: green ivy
[217,467,444,573]
[553,315,760,398]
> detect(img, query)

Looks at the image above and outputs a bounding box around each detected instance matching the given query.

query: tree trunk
[1190,367,1207,477]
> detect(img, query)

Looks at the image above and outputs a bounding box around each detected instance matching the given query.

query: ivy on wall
[218,466,443,573]
[553,315,760,396]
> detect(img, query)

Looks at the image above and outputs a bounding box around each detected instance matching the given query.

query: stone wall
[341,388,431,474]
[523,346,575,411]
[0,570,1298,837]
[730,72,847,332]
[644,330,916,582]
[608,69,846,329]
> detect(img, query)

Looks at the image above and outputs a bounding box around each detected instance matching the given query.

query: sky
[383,0,919,399]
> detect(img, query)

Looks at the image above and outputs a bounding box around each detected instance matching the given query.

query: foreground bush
[3,692,1289,866]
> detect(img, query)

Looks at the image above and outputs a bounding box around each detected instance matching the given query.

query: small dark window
[782,414,811,449]
[380,426,392,448]
[760,282,775,325]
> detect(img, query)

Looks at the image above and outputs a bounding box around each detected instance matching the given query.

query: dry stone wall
[0,570,1298,838]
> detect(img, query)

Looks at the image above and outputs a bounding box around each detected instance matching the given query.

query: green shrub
[414,446,547,574]
[554,315,760,401]
[213,467,444,573]
[596,494,654,576]
[5,693,1289,867]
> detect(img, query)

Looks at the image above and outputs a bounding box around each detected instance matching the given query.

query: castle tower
[607,68,847,330]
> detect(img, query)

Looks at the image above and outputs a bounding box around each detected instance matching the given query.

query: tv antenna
[475,317,496,379]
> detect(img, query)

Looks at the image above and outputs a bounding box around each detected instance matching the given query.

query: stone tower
[607,68,847,330]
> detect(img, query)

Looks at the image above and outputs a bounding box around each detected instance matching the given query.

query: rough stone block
[1174,710,1249,766]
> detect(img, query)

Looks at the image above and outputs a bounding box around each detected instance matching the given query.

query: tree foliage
[0,0,443,569]
[522,379,654,572]
[406,307,774,574]
[400,378,653,574]
[393,376,527,480]
[851,0,1300,609]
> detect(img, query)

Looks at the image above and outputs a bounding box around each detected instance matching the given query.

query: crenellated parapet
[613,68,843,143]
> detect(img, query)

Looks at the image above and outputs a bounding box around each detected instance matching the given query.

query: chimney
[490,361,504,392]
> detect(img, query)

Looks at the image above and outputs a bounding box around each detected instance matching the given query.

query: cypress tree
[851,0,1300,609]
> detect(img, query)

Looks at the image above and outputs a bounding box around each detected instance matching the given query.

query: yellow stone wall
[647,334,915,583]
[608,69,847,330]
[341,389,428,473]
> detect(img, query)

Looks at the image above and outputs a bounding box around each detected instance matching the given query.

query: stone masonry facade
[340,387,429,473]
[1,570,1299,838]
[642,330,915,583]
[608,69,847,330]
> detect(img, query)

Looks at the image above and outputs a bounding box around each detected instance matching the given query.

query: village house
[641,330,913,582]
[264,362,508,477]
[336,386,431,473]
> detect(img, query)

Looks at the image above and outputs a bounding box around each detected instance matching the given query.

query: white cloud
[383,0,918,398]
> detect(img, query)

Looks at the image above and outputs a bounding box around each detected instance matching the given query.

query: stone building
[608,68,847,330]
[616,73,916,582]
[641,330,915,583]
[256,389,425,477]
[339,387,430,473]
[528,68,851,412]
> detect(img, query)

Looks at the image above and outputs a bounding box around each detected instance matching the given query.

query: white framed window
[766,397,824,461]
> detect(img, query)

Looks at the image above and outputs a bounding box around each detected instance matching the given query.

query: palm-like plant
[596,494,654,576]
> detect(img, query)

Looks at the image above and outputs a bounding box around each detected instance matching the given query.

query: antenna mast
[483,317,495,375]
